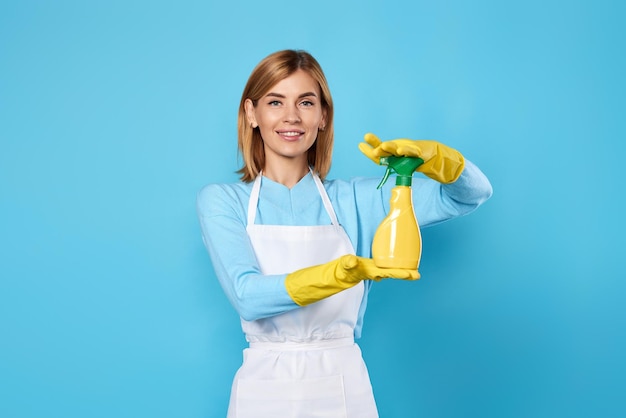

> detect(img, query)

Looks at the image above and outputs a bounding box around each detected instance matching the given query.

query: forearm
[201,222,300,321]
[197,185,300,321]
[410,159,492,227]
[214,267,297,321]
[441,159,493,207]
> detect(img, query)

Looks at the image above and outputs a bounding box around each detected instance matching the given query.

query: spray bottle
[372,156,424,269]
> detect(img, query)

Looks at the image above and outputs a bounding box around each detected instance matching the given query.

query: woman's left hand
[358,133,465,184]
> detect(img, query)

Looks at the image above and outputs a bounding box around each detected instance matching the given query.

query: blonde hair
[237,50,334,182]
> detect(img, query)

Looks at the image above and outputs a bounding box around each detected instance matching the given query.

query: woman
[197,49,492,417]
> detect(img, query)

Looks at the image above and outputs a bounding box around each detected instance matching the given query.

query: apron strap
[312,173,340,226]
[247,169,340,226]
[247,174,262,227]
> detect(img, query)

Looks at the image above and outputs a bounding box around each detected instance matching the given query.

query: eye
[268,100,281,106]
[300,100,314,107]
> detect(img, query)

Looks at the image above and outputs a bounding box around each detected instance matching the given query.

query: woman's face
[245,70,326,166]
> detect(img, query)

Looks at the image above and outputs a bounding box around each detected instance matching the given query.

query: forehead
[266,70,320,96]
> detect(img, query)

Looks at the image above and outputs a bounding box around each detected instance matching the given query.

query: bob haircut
[237,50,334,182]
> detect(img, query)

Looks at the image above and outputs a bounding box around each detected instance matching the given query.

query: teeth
[282,131,301,137]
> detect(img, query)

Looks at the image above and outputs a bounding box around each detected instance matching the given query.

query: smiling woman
[243,70,326,187]
[196,49,492,417]
[236,50,335,184]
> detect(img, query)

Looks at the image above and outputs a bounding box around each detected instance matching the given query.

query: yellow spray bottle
[372,156,424,270]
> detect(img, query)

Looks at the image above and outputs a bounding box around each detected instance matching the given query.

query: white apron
[227,172,378,418]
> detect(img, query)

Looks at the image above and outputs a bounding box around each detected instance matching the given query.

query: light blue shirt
[197,160,492,338]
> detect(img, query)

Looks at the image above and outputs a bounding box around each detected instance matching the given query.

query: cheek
[257,112,279,128]
[259,126,274,140]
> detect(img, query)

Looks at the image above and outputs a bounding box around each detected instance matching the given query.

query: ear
[320,108,328,130]
[244,99,258,128]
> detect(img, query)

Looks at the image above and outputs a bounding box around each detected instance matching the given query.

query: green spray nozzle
[376,156,425,189]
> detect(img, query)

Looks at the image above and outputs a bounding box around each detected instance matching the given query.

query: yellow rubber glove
[286,254,419,306]
[358,133,465,184]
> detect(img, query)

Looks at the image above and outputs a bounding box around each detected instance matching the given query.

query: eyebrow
[265,92,318,99]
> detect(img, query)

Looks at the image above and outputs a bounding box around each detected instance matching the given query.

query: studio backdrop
[1,1,624,417]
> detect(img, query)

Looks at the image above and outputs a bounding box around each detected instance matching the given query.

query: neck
[263,156,310,188]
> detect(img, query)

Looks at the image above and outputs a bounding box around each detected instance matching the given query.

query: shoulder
[197,181,250,201]
[196,181,252,217]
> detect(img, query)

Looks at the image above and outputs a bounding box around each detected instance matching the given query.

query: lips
[276,130,305,141]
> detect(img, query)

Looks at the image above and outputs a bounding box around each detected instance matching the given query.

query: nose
[284,104,301,123]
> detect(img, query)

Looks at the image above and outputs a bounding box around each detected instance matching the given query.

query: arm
[410,158,493,227]
[359,133,492,227]
[198,182,420,317]
[196,184,298,321]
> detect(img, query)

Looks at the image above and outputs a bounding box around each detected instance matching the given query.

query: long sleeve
[409,159,493,227]
[333,158,492,338]
[196,184,298,321]
[335,158,492,256]
[197,159,492,334]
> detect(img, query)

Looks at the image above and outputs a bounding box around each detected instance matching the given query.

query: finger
[367,265,419,280]
[377,141,401,156]
[388,269,419,280]
[340,254,359,270]
[381,140,421,156]
[363,132,382,148]
[358,142,379,162]
[372,271,419,281]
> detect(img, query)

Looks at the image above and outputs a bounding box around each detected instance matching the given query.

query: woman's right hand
[285,254,419,306]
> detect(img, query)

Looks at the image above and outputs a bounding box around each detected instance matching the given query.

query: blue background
[1,1,625,417]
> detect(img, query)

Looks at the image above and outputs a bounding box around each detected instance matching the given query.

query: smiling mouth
[277,130,304,140]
